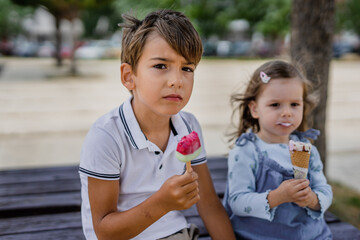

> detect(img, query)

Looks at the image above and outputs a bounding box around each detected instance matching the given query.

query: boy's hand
[158,169,200,212]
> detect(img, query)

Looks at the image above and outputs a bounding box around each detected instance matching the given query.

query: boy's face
[123,32,196,118]
[248,78,304,144]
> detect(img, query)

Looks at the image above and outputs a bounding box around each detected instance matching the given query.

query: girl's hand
[268,179,309,208]
[157,169,200,212]
[277,179,310,203]
[294,188,321,210]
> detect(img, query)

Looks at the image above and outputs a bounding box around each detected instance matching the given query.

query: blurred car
[75,40,110,59]
[60,44,72,59]
[333,42,353,59]
[37,41,55,57]
[203,40,217,56]
[13,41,39,57]
[230,41,251,56]
[216,41,232,57]
[103,43,121,59]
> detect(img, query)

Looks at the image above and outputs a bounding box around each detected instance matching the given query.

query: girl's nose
[281,107,292,117]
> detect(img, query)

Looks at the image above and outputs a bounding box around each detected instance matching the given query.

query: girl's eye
[154,64,166,69]
[291,103,300,107]
[270,103,279,107]
[182,67,194,72]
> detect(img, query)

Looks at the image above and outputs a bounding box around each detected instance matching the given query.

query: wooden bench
[0,157,359,239]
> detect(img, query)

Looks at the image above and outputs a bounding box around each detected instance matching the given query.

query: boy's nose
[169,71,183,88]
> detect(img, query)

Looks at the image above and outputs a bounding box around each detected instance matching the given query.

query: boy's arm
[193,163,236,240]
[88,171,199,240]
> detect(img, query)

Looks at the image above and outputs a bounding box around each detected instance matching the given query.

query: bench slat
[0,166,79,185]
[0,212,82,236]
[0,156,359,240]
[0,179,80,197]
[0,192,80,217]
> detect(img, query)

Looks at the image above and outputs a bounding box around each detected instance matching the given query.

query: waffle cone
[290,151,310,169]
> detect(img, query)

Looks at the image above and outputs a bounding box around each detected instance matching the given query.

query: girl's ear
[121,63,135,91]
[248,100,259,119]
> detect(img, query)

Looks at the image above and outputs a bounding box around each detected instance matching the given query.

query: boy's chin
[159,106,185,116]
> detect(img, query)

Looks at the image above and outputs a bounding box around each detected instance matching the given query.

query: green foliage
[81,4,122,38]
[0,0,33,38]
[183,0,231,38]
[112,0,291,39]
[12,0,114,19]
[336,0,360,35]
[255,0,291,39]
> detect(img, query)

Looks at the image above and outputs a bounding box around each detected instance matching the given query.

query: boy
[79,9,235,240]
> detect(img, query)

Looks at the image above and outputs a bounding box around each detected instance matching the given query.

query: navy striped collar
[119,97,192,150]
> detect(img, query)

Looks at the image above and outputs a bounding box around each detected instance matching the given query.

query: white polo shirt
[79,97,207,240]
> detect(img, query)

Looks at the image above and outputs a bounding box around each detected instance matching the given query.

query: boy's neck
[131,101,171,152]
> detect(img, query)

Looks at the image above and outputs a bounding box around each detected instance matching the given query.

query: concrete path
[0,57,359,192]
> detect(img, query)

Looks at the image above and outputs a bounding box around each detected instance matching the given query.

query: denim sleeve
[227,145,277,221]
[305,145,333,219]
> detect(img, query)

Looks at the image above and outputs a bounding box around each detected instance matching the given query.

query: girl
[223,60,333,239]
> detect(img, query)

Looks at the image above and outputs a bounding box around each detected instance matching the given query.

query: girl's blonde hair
[229,60,318,142]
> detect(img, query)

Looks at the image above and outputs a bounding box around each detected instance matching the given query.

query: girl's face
[249,77,304,144]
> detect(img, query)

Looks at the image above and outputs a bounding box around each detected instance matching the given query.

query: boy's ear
[248,100,259,119]
[121,63,135,90]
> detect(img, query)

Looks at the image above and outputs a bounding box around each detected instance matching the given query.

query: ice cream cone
[290,151,310,169]
[289,140,311,179]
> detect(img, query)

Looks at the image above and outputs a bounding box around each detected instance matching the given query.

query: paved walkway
[0,57,359,192]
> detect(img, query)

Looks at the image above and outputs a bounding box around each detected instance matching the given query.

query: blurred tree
[112,0,292,43]
[81,4,122,39]
[0,0,33,55]
[12,0,114,75]
[291,0,335,171]
[183,0,231,38]
[336,0,360,36]
[255,0,291,39]
[112,0,233,38]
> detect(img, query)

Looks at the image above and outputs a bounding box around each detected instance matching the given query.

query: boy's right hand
[158,169,200,212]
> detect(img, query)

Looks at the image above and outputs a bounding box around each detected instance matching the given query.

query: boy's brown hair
[119,9,203,72]
[229,60,318,142]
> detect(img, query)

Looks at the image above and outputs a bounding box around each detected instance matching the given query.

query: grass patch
[329,181,360,229]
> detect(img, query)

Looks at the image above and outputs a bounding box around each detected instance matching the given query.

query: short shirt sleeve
[79,125,121,180]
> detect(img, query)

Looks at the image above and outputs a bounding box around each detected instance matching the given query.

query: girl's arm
[298,145,333,218]
[227,145,278,221]
[267,178,314,208]
[88,171,199,240]
[193,163,236,240]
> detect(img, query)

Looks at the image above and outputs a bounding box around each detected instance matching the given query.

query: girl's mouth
[278,122,292,127]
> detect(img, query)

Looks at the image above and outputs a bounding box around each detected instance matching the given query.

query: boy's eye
[154,64,166,69]
[182,67,194,72]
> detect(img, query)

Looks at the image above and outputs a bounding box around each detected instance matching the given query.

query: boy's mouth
[164,94,182,102]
